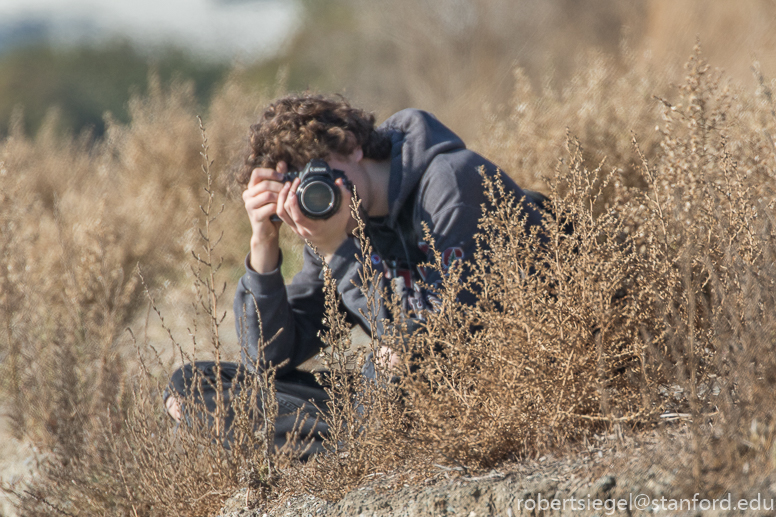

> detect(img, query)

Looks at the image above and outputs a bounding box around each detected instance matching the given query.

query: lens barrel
[298,180,340,219]
[294,159,344,220]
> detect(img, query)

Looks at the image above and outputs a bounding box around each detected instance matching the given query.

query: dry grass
[2,24,776,517]
[285,0,646,142]
[0,73,300,515]
[278,45,776,501]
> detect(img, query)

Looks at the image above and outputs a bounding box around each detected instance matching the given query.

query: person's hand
[375,345,401,371]
[275,175,354,260]
[243,162,287,273]
[165,395,182,423]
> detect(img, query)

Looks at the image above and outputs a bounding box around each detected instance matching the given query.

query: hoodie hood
[378,109,466,226]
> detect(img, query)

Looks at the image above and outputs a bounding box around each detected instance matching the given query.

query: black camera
[275,159,351,220]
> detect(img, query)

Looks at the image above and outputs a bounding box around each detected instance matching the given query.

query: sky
[0,0,301,61]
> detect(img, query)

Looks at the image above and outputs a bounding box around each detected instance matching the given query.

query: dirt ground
[220,425,776,517]
[0,409,37,517]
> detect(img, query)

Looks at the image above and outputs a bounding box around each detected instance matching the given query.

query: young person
[165,93,546,456]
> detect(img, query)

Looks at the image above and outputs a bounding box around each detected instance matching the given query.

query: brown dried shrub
[0,74,302,515]
[289,46,776,500]
[4,43,776,515]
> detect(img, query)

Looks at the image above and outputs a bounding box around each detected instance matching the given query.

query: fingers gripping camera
[273,159,353,221]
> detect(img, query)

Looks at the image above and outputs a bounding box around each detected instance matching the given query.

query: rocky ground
[220,426,776,517]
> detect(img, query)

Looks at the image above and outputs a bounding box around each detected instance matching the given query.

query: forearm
[249,234,280,273]
[236,247,330,375]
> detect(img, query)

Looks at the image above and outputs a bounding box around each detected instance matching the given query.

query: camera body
[281,159,351,220]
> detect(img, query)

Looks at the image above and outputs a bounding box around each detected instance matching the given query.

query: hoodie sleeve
[234,247,328,376]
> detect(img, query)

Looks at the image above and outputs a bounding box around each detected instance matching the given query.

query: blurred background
[1,0,775,141]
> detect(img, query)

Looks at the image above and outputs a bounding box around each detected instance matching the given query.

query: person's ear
[348,146,364,163]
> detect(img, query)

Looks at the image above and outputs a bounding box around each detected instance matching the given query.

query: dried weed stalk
[4,45,776,513]
[287,46,776,499]
[1,99,293,515]
[292,195,407,499]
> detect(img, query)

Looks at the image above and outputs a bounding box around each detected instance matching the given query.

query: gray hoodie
[234,109,544,376]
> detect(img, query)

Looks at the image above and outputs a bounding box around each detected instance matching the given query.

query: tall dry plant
[282,47,776,501]
[474,50,665,194]
[289,141,654,499]
[0,72,300,515]
[292,197,409,500]
[105,122,288,516]
[631,46,776,490]
[4,42,776,514]
[3,115,299,516]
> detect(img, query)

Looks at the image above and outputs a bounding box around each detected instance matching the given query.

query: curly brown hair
[234,93,393,188]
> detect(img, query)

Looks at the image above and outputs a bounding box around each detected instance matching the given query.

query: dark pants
[165,361,330,459]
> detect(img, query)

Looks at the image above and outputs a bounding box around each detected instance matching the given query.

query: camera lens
[298,181,339,218]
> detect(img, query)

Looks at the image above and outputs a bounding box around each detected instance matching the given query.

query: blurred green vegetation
[0,0,657,143]
[0,1,386,140]
[0,40,228,137]
[239,1,369,95]
[2,0,775,145]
